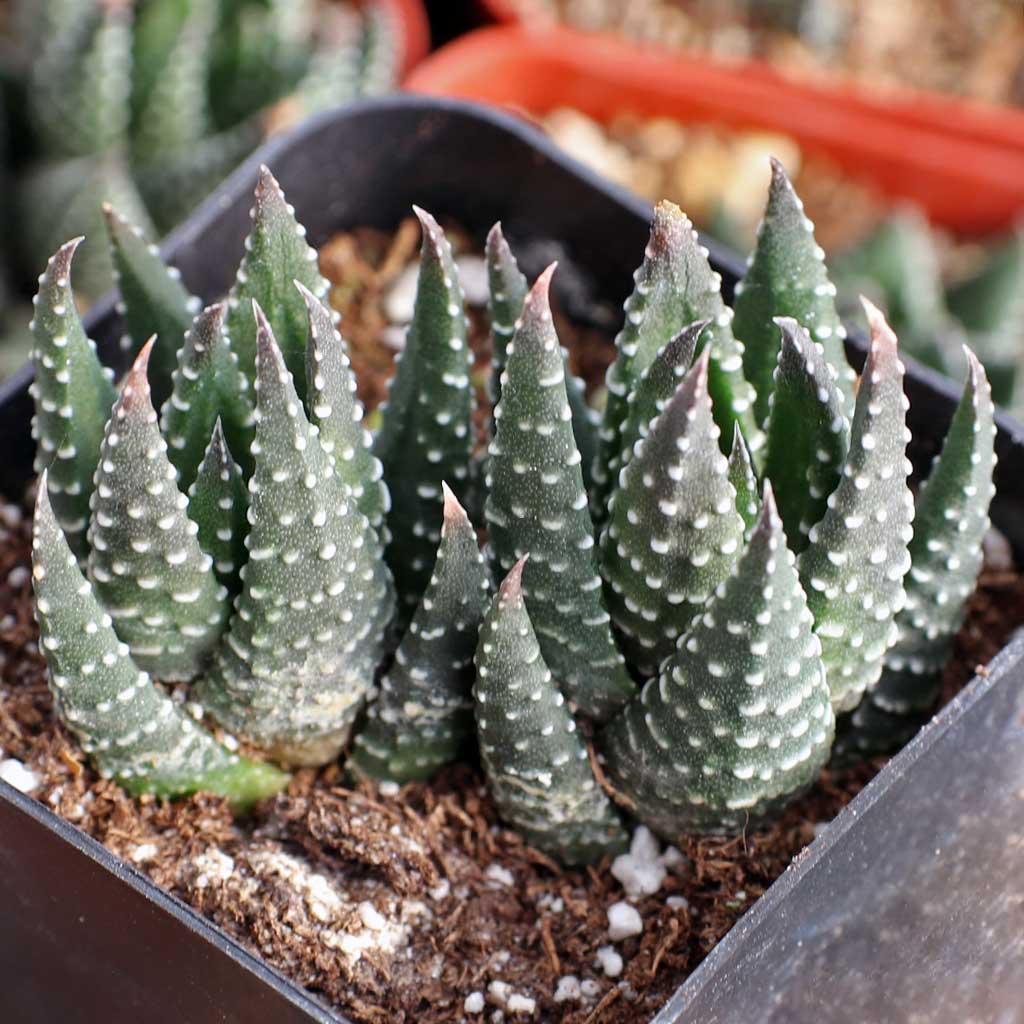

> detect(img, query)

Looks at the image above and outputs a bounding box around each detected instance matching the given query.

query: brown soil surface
[3,228,1023,1022]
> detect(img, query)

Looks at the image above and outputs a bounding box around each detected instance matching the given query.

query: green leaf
[733,158,855,426]
[486,266,635,720]
[374,208,475,619]
[601,485,834,838]
[593,201,761,523]
[86,341,229,681]
[188,418,249,599]
[475,558,628,865]
[159,301,255,488]
[350,484,491,782]
[728,425,760,536]
[104,202,200,406]
[196,305,394,766]
[32,475,288,809]
[29,237,117,556]
[798,300,914,712]
[600,348,746,677]
[836,348,997,758]
[224,165,331,395]
[763,317,849,551]
[302,283,388,534]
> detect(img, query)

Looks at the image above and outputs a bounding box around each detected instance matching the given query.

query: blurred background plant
[0,0,412,377]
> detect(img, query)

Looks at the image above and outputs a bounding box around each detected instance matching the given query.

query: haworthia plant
[474,558,628,864]
[9,0,405,301]
[28,166,997,856]
[350,484,491,782]
[602,486,835,837]
[486,266,634,720]
[835,350,997,759]
[195,306,394,766]
[33,474,287,808]
[375,208,475,618]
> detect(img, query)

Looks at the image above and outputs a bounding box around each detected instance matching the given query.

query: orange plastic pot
[408,25,1024,235]
[380,0,431,76]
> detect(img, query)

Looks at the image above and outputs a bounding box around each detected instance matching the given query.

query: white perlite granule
[378,780,400,797]
[485,863,514,887]
[611,825,667,898]
[607,901,643,941]
[506,993,536,1014]
[0,757,40,794]
[130,843,159,864]
[595,944,624,977]
[464,991,485,1014]
[554,975,582,1002]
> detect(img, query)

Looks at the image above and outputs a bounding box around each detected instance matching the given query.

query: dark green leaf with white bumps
[374,208,475,618]
[798,300,915,712]
[728,425,760,536]
[104,202,200,406]
[188,418,249,599]
[87,341,228,681]
[224,165,331,394]
[593,200,760,520]
[350,484,491,782]
[601,486,834,838]
[764,317,849,551]
[733,158,855,426]
[837,348,997,758]
[474,559,628,865]
[30,238,117,556]
[486,266,634,720]
[160,301,255,488]
[196,307,394,767]
[32,476,287,808]
[302,283,388,533]
[601,349,746,678]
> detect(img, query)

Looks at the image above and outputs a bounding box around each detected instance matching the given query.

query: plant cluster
[3,0,403,302]
[29,160,996,863]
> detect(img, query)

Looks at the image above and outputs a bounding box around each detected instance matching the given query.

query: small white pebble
[485,863,514,887]
[580,978,602,998]
[358,901,386,931]
[607,901,643,941]
[378,780,400,797]
[464,991,485,1014]
[506,993,536,1014]
[553,975,582,1003]
[130,843,159,864]
[384,263,419,323]
[7,566,29,588]
[667,895,690,912]
[659,845,687,870]
[0,758,39,793]
[595,945,623,977]
[488,980,511,1005]
[457,255,490,306]
[430,878,451,901]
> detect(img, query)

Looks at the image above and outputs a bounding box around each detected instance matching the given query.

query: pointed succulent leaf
[614,320,705,480]
[301,283,388,532]
[104,203,200,406]
[594,201,760,519]
[728,425,760,536]
[486,267,634,720]
[130,0,215,163]
[354,2,401,96]
[196,307,395,767]
[160,302,255,488]
[32,477,286,807]
[836,349,997,759]
[29,238,117,556]
[600,349,746,677]
[763,317,849,551]
[733,158,856,425]
[374,208,475,617]
[188,419,249,598]
[486,222,599,491]
[87,341,229,681]
[224,166,331,393]
[28,4,131,159]
[291,7,363,114]
[474,559,628,865]
[601,486,835,838]
[350,484,491,782]
[798,301,915,712]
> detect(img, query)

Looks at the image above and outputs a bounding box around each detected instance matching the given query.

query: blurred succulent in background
[1,0,406,306]
[28,161,995,864]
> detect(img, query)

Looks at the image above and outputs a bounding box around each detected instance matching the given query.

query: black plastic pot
[1,97,1023,1024]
